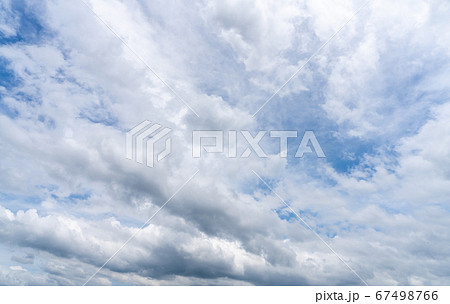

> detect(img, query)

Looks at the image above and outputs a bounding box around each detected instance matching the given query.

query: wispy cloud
[0,0,449,285]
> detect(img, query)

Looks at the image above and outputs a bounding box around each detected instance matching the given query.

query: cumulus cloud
[0,0,449,286]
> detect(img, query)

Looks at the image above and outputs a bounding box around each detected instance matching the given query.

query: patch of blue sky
[102,212,150,230]
[255,95,378,175]
[323,221,370,236]
[325,231,338,239]
[51,68,97,96]
[322,138,377,174]
[0,98,19,118]
[0,62,21,118]
[50,192,91,204]
[431,203,450,214]
[254,90,324,130]
[78,103,119,127]
[0,58,21,90]
[283,29,323,65]
[13,90,34,102]
[275,206,318,220]
[250,74,377,160]
[36,183,59,192]
[230,173,262,196]
[37,114,56,129]
[188,13,394,177]
[50,68,68,84]
[0,245,39,274]
[0,191,42,213]
[189,42,255,108]
[40,191,146,228]
[67,192,91,201]
[380,40,448,96]
[137,0,254,108]
[252,36,450,178]
[0,187,94,216]
[0,2,51,119]
[251,174,279,195]
[0,85,44,118]
[273,206,347,238]
[0,0,50,46]
[274,207,297,223]
[193,44,251,105]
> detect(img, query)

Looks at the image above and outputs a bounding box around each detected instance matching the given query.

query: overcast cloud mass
[0,0,450,285]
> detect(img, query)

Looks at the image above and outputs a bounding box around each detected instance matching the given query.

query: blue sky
[0,0,450,285]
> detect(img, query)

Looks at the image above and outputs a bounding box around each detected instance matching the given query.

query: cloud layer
[0,0,449,285]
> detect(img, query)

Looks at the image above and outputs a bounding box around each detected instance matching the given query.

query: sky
[0,0,449,285]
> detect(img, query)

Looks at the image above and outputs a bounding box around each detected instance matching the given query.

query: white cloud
[319,0,450,138]
[0,0,449,286]
[0,0,18,37]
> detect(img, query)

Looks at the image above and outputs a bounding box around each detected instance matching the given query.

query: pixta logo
[126,120,172,168]
[192,130,325,158]
[126,121,325,168]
